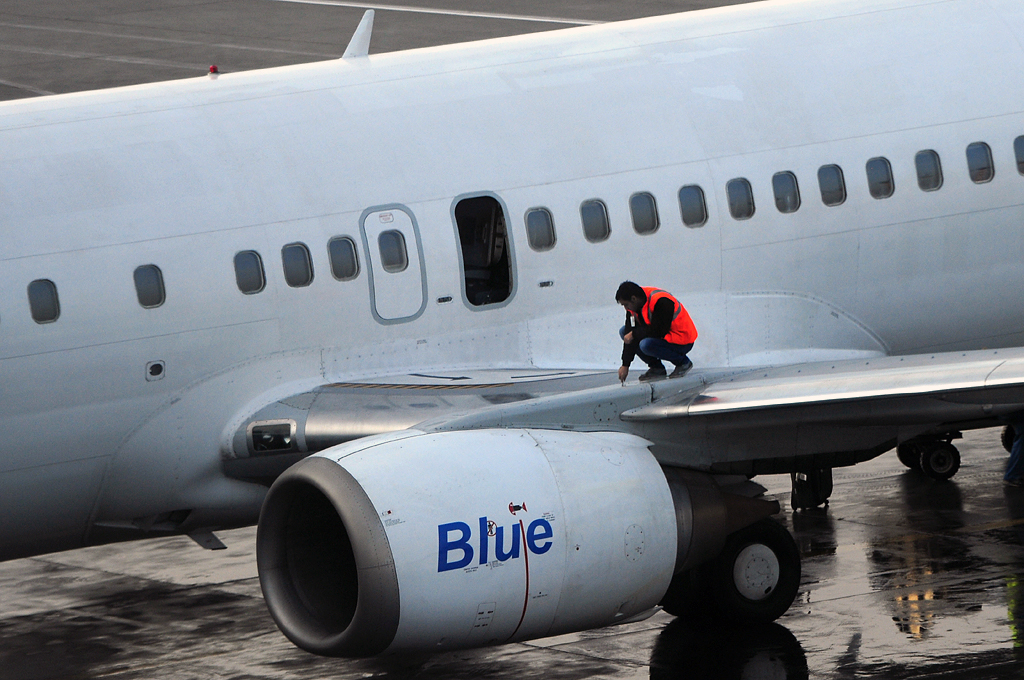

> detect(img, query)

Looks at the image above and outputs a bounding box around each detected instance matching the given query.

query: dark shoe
[669,360,693,378]
[638,366,667,382]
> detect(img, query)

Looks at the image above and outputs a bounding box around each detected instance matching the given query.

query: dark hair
[615,281,645,303]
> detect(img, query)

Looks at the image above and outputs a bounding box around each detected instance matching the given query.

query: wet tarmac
[3,428,1024,679]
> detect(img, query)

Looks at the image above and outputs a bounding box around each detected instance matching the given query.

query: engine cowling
[256,428,782,657]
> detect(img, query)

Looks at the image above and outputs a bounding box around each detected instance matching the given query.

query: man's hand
[623,331,633,344]
[618,366,629,383]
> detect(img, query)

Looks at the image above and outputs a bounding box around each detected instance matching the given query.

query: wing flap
[623,348,1024,421]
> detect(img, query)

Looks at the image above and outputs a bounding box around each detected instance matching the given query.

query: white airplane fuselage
[2,0,1023,560]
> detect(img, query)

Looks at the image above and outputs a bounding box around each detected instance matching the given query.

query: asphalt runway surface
[4,1,1024,678]
[0,0,751,100]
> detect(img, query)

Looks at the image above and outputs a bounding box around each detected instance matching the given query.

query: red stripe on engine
[508,519,530,640]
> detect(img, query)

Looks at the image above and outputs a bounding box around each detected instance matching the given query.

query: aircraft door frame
[359,204,427,324]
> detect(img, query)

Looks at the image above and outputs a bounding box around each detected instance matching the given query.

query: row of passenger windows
[520,138,1022,250]
[722,139,1015,221]
[525,191,672,251]
[18,136,1024,323]
[27,264,168,323]
[234,236,363,295]
[23,238,366,323]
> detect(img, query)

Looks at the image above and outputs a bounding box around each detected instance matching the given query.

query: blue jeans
[1008,424,1024,482]
[620,326,693,369]
[639,337,693,367]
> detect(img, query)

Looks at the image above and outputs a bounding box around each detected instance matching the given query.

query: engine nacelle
[256,428,780,657]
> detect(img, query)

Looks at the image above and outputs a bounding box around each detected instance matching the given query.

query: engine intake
[257,458,399,655]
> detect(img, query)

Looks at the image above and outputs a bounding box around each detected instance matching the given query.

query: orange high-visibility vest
[639,287,697,345]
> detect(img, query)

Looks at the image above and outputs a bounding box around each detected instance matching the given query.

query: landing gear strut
[896,435,961,481]
[790,468,832,510]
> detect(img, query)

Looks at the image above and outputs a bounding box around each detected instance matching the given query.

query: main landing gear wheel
[660,518,801,624]
[919,441,960,481]
[896,436,962,481]
[709,518,801,624]
[896,442,922,471]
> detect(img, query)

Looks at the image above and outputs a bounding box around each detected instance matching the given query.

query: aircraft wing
[613,347,1024,477]
[225,348,1024,485]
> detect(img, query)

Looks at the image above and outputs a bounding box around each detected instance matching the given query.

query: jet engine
[256,428,798,657]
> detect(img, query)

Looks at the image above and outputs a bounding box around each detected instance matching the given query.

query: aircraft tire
[706,518,801,625]
[896,442,922,471]
[919,441,960,481]
[1003,425,1015,454]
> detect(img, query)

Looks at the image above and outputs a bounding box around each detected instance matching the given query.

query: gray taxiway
[2,1,1024,678]
[0,0,748,101]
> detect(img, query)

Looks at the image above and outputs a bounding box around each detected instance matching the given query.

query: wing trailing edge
[622,348,1024,420]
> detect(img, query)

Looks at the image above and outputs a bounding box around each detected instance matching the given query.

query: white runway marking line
[0,78,53,96]
[266,0,604,25]
[0,44,208,73]
[0,21,338,58]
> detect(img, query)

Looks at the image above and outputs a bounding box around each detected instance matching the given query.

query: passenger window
[726,178,754,220]
[915,150,943,191]
[234,251,266,294]
[455,195,512,306]
[133,264,165,308]
[282,242,314,287]
[817,165,846,206]
[526,208,557,250]
[1015,136,1024,175]
[28,279,59,323]
[677,185,707,227]
[377,231,408,273]
[772,172,800,213]
[328,237,359,281]
[966,142,994,183]
[865,157,894,199]
[629,193,659,235]
[579,201,609,242]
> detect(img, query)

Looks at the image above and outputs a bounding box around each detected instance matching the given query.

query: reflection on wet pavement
[776,430,1024,679]
[3,430,1024,678]
[650,620,808,679]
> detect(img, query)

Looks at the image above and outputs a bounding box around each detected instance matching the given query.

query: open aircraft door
[360,205,427,323]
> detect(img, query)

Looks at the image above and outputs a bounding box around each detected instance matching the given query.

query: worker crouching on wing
[616,281,697,383]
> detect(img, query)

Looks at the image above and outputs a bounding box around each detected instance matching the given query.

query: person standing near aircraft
[616,281,697,383]
[1006,422,1024,488]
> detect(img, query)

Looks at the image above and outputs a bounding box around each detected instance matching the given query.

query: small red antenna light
[208,65,219,79]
